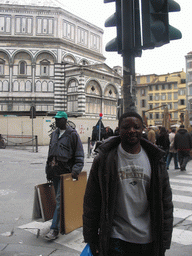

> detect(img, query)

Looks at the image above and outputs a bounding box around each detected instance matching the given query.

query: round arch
[0,50,11,63]
[34,50,57,63]
[85,79,102,115]
[85,79,102,96]
[104,83,119,98]
[103,83,118,117]
[67,78,79,113]
[66,77,79,89]
[62,54,77,64]
[78,58,89,65]
[12,49,33,63]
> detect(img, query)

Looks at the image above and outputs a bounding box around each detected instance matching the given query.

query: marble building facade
[0,1,122,120]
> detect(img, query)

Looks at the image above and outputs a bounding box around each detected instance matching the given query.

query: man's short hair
[118,112,144,128]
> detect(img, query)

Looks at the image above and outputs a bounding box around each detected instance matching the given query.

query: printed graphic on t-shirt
[118,161,150,185]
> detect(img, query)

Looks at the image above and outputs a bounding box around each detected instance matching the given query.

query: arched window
[86,80,102,114]
[67,79,78,112]
[40,59,50,76]
[68,79,78,93]
[19,61,27,75]
[104,85,118,116]
[0,58,5,75]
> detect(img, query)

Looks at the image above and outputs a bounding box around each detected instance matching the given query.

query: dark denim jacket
[46,126,84,176]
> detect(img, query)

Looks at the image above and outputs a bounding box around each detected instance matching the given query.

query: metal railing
[2,134,38,152]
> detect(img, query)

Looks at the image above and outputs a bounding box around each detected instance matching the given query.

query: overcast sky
[61,0,192,75]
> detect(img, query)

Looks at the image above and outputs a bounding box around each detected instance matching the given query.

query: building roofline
[0,3,104,33]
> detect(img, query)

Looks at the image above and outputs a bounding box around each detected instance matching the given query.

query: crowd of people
[42,111,190,255]
[143,124,192,172]
[91,122,192,172]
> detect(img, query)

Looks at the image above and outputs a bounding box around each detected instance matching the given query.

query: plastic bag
[80,244,93,256]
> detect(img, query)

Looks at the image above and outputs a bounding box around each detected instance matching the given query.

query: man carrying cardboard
[45,111,84,240]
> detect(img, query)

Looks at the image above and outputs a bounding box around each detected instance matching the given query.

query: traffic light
[141,0,182,50]
[104,0,122,53]
[104,0,141,55]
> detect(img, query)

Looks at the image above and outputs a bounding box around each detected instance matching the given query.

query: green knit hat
[54,111,68,119]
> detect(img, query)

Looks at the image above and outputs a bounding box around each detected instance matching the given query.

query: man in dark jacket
[45,111,84,240]
[174,124,192,171]
[83,112,173,256]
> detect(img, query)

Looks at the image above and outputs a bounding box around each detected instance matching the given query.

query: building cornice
[0,35,106,61]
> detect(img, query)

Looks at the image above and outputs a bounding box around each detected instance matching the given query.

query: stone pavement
[1,143,192,256]
[0,143,93,256]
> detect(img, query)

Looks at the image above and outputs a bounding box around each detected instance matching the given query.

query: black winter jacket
[174,128,192,150]
[156,134,170,151]
[46,126,84,177]
[83,136,173,256]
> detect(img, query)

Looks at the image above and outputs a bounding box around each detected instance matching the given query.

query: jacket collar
[97,136,165,161]
[55,125,74,137]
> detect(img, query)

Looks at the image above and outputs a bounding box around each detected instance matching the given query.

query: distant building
[185,51,192,122]
[136,71,186,126]
[0,0,121,120]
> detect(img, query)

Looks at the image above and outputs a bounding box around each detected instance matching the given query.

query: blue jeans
[50,177,61,231]
[166,152,179,169]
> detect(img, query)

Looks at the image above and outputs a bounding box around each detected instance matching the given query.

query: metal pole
[35,135,38,153]
[122,0,137,113]
[7,116,8,146]
[32,108,34,152]
[99,119,101,141]
[123,52,136,113]
[87,137,91,158]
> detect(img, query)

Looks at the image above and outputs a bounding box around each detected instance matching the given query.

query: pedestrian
[114,127,119,136]
[174,124,192,171]
[45,111,84,240]
[147,125,156,144]
[104,126,114,139]
[156,127,170,162]
[0,134,6,149]
[166,128,179,170]
[83,112,173,256]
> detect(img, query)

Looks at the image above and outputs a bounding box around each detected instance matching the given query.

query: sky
[60,0,192,75]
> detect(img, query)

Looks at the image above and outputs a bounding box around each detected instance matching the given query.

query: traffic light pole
[122,0,137,113]
[123,51,136,113]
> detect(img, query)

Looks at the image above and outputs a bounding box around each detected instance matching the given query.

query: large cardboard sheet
[32,182,56,222]
[60,171,87,234]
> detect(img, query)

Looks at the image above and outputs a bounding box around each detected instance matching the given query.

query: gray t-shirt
[111,144,152,244]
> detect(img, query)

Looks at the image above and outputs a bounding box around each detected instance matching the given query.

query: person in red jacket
[83,112,173,256]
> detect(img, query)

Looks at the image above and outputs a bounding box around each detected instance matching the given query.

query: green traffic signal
[141,0,182,50]
[106,37,118,52]
[104,0,122,53]
[168,0,182,40]
[105,13,116,27]
[168,0,180,12]
[169,25,182,40]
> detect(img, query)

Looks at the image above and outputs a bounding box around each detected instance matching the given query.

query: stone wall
[0,116,118,145]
